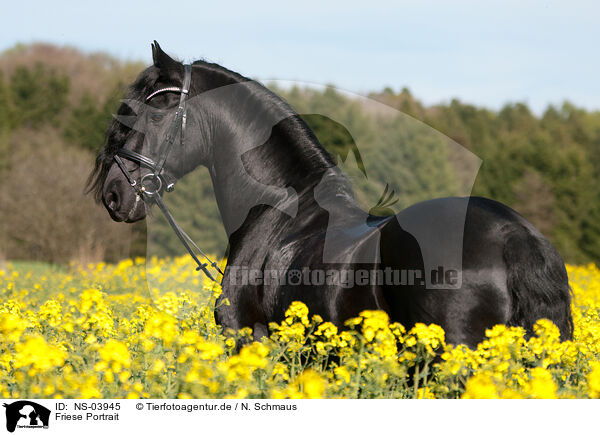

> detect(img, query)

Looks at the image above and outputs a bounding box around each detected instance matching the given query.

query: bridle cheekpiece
[113,64,223,282]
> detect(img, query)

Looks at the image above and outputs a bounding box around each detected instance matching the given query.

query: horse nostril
[106,191,120,212]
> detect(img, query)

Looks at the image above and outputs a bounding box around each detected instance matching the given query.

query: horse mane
[87,57,356,206]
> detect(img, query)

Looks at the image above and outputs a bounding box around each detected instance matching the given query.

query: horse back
[380,196,572,346]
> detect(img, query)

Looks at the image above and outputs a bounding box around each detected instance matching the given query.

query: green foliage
[302,114,366,176]
[2,44,600,265]
[420,97,600,263]
[63,92,106,151]
[0,71,11,173]
[9,63,69,128]
[62,83,126,151]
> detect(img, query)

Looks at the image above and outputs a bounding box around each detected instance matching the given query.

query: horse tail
[503,226,573,340]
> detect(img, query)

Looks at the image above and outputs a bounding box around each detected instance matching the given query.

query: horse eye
[150,112,164,122]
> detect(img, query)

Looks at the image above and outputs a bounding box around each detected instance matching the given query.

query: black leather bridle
[113,64,223,282]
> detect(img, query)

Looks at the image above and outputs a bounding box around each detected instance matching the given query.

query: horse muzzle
[103,178,147,223]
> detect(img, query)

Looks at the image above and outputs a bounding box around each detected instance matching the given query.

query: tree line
[1,44,599,265]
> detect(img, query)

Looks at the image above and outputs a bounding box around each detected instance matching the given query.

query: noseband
[113,64,223,282]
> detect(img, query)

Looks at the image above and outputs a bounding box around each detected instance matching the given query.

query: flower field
[1,257,600,399]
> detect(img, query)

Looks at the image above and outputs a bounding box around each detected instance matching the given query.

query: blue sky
[2,0,599,113]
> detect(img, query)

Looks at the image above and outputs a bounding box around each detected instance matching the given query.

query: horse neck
[197,81,341,238]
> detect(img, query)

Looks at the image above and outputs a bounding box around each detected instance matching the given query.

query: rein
[113,64,223,282]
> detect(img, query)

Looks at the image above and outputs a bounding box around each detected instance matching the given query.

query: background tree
[9,64,69,128]
[2,43,600,266]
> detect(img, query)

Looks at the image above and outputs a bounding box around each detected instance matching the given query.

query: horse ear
[151,40,177,70]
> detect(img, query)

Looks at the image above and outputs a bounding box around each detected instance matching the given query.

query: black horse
[89,42,572,347]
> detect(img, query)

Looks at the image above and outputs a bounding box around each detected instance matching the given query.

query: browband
[146,86,185,102]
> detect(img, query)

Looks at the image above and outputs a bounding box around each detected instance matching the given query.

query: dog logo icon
[3,401,50,432]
